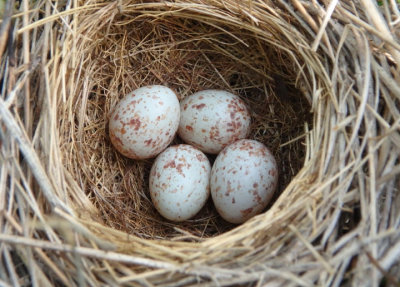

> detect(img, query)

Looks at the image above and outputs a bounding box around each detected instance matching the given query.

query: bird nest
[0,0,399,286]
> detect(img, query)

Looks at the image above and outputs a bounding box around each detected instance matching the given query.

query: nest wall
[0,0,399,286]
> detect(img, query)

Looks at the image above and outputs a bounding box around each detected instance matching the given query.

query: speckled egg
[149,144,211,222]
[210,139,278,224]
[178,90,251,154]
[109,85,180,160]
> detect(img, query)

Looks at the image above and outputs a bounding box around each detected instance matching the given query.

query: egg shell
[210,139,278,224]
[149,144,211,222]
[178,90,251,154]
[109,85,180,160]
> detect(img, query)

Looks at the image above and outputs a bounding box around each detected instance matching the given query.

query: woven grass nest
[1,0,400,286]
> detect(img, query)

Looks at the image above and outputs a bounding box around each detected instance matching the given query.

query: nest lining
[58,4,312,239]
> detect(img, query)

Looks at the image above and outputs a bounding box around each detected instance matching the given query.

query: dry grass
[1,0,400,286]
[57,7,311,238]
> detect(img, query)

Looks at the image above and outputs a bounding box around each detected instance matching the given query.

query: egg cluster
[109,85,278,224]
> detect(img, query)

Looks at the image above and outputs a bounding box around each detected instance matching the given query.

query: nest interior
[1,0,400,286]
[59,2,312,239]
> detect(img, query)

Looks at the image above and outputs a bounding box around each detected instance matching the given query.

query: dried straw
[1,0,399,286]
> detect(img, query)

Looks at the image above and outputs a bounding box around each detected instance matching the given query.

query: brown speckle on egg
[252,190,262,204]
[176,163,185,176]
[163,160,176,169]
[241,207,253,217]
[195,154,203,162]
[192,103,206,110]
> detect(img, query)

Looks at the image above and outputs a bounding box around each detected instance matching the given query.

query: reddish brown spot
[112,133,123,146]
[196,154,205,162]
[158,101,164,105]
[114,114,119,121]
[252,190,262,204]
[192,103,206,110]
[227,120,243,133]
[184,103,188,110]
[269,169,277,177]
[240,207,253,216]
[130,100,137,108]
[121,127,126,134]
[239,141,254,151]
[199,95,204,99]
[186,125,193,131]
[163,160,176,169]
[232,197,236,204]
[201,129,206,133]
[253,183,258,188]
[144,139,152,146]
[225,181,233,196]
[129,118,141,131]
[176,163,185,176]
[249,147,267,157]
[209,126,220,140]
[228,100,246,113]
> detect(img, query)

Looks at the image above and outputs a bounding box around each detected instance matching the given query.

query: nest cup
[62,2,312,238]
[1,0,400,286]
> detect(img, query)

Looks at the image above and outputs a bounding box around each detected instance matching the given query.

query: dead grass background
[0,0,399,286]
